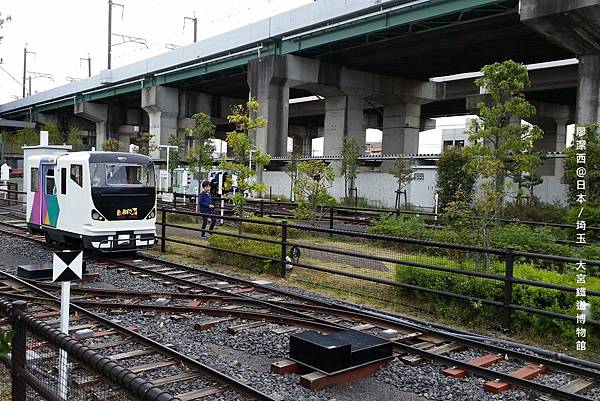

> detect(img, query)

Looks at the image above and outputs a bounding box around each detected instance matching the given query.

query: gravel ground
[0,232,597,401]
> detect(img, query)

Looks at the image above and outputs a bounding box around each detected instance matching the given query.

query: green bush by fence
[207,234,280,274]
[395,262,599,344]
[241,217,299,238]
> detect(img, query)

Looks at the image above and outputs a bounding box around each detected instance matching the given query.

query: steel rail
[0,270,279,401]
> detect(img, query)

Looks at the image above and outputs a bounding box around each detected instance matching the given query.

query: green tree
[285,152,300,202]
[389,157,415,209]
[340,136,360,201]
[167,134,182,173]
[102,138,120,151]
[565,124,599,205]
[44,119,64,144]
[219,98,270,232]
[466,60,543,228]
[134,132,157,156]
[186,112,216,204]
[66,127,85,151]
[293,160,335,226]
[0,127,38,153]
[436,147,476,212]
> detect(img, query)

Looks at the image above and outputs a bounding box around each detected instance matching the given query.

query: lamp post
[158,145,179,191]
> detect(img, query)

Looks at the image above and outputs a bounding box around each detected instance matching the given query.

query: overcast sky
[0,0,311,104]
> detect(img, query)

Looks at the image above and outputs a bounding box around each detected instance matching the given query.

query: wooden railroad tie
[402,342,464,366]
[194,317,234,331]
[270,357,394,390]
[227,321,266,335]
[537,378,596,401]
[176,385,226,401]
[484,364,548,393]
[442,353,504,378]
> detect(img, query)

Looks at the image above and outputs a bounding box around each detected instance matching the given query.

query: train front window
[90,163,155,187]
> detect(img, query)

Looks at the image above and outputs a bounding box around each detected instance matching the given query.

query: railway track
[0,270,277,401]
[0,218,599,401]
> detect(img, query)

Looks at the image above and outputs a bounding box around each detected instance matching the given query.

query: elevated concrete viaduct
[0,0,598,181]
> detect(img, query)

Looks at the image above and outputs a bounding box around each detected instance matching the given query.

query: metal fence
[156,190,600,242]
[0,299,178,401]
[157,207,600,333]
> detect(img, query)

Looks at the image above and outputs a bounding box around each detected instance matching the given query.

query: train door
[40,162,59,227]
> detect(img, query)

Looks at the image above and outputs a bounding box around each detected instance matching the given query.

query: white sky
[0,0,311,103]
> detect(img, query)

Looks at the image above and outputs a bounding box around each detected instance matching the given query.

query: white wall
[262,168,569,209]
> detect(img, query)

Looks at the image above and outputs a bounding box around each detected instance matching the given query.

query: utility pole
[22,46,35,97]
[108,0,124,69]
[108,0,112,69]
[184,14,197,43]
[80,55,91,77]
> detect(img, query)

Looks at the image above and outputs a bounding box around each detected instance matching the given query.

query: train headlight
[146,208,156,219]
[91,210,105,221]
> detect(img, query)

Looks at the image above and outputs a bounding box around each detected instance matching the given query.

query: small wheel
[44,233,53,245]
[288,246,301,263]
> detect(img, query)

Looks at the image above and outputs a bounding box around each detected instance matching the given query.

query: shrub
[566,204,600,242]
[368,215,476,262]
[578,245,600,277]
[241,217,299,238]
[489,224,574,263]
[436,147,476,212]
[207,234,280,274]
[395,262,599,344]
[502,202,567,224]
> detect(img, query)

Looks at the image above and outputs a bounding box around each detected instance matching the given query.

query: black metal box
[289,329,393,374]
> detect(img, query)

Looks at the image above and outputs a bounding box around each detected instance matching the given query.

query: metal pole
[87,57,91,77]
[108,0,112,69]
[22,47,27,98]
[193,17,197,42]
[28,76,31,97]
[10,300,27,401]
[280,220,288,277]
[434,193,439,221]
[58,281,70,400]
[160,208,166,253]
[502,248,515,331]
[166,147,170,191]
[329,207,334,237]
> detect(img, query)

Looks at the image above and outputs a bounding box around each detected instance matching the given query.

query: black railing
[157,207,599,332]
[0,299,179,401]
[156,190,600,237]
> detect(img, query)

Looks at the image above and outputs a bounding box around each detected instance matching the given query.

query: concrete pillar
[323,95,365,156]
[531,117,569,176]
[74,101,108,149]
[247,57,289,157]
[381,102,421,155]
[577,54,600,125]
[141,86,179,159]
[520,0,600,125]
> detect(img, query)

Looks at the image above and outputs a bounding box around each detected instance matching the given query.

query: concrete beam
[520,0,600,55]
[521,1,600,125]
[577,54,600,124]
[74,101,108,148]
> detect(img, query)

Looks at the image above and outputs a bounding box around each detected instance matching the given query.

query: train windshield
[90,163,155,188]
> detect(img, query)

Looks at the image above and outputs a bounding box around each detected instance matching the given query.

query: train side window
[46,176,56,195]
[61,168,67,195]
[70,164,83,187]
[30,168,38,192]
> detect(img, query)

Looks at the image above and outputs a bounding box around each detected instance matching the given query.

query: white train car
[24,135,156,252]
